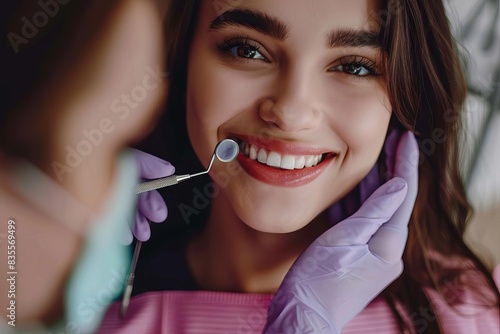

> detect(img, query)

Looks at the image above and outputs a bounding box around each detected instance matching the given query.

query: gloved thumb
[318,177,407,247]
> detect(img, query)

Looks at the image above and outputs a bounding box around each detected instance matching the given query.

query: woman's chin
[241,215,310,234]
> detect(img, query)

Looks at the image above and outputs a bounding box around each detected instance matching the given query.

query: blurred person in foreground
[0,0,172,333]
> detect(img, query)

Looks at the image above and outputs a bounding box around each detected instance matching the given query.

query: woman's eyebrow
[209,8,381,48]
[209,8,289,41]
[327,29,381,48]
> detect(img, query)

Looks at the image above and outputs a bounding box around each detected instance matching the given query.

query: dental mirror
[215,139,239,162]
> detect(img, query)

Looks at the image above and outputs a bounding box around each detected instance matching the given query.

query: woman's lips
[237,152,334,187]
[232,135,337,187]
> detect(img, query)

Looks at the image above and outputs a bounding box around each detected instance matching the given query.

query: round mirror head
[215,139,239,162]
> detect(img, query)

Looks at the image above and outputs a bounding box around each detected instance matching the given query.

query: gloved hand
[125,149,175,244]
[264,131,419,334]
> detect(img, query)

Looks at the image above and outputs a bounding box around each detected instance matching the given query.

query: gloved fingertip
[151,196,168,222]
[132,148,176,179]
[151,205,168,223]
[133,212,151,241]
[139,191,168,222]
[400,131,418,151]
[151,161,175,176]
[135,228,151,242]
[162,163,176,176]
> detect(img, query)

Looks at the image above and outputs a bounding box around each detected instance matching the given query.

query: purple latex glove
[264,131,419,334]
[125,149,175,244]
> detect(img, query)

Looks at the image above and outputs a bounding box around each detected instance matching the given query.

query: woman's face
[186,0,391,233]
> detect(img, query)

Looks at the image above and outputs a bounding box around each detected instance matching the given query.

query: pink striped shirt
[97,266,500,333]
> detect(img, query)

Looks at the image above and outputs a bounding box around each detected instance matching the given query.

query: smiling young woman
[98,0,500,333]
[185,2,393,241]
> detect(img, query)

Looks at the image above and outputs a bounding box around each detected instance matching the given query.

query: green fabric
[63,150,136,334]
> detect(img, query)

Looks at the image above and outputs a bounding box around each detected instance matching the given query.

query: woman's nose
[258,72,323,132]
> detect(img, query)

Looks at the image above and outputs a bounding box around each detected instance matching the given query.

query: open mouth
[231,136,337,187]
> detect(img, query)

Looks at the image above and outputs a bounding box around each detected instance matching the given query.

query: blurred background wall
[446,0,500,269]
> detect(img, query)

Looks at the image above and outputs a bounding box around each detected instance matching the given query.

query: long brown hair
[380,0,500,332]
[155,0,500,332]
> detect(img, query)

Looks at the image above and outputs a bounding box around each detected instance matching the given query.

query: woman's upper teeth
[243,142,323,169]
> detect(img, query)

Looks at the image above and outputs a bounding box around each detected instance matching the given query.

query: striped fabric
[97,266,500,333]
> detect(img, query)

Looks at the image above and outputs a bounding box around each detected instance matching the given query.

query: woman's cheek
[328,93,390,163]
[186,62,261,166]
[188,64,250,124]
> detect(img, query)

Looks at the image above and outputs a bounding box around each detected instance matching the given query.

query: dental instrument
[135,139,239,194]
[120,139,239,318]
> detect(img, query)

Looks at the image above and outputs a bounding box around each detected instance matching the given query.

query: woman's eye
[330,57,380,78]
[217,37,268,62]
[228,45,266,60]
[333,63,371,76]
